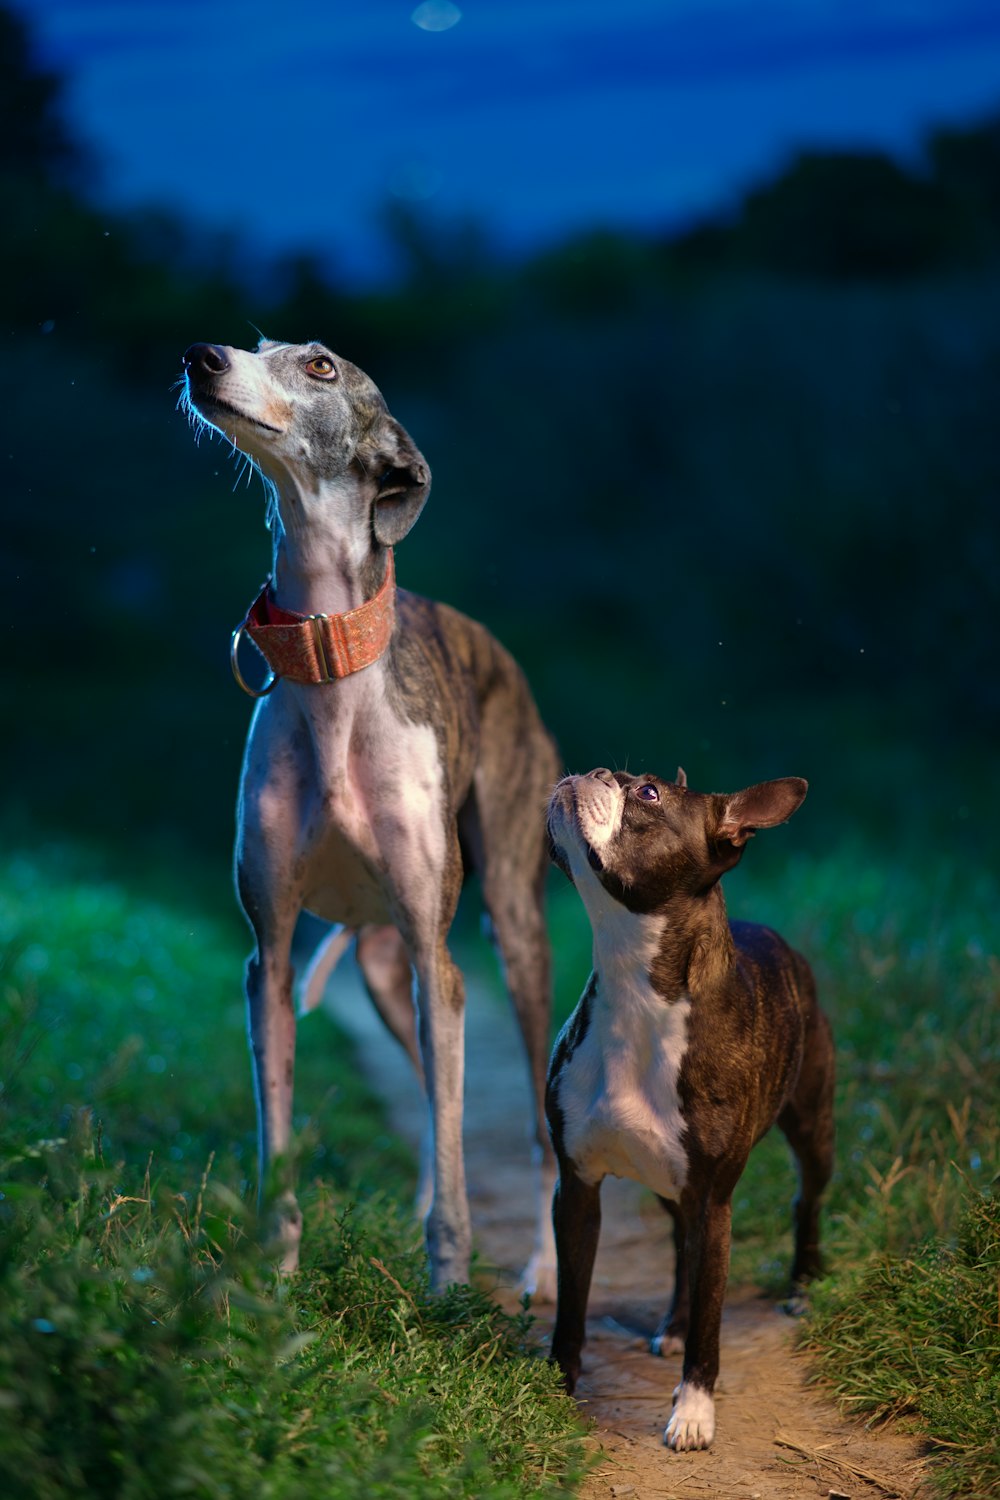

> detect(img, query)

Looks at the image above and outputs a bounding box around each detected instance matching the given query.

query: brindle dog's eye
[635,783,660,803]
[305,355,337,379]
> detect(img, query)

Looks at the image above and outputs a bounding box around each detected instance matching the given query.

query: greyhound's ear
[675,766,688,788]
[368,417,431,546]
[714,778,808,850]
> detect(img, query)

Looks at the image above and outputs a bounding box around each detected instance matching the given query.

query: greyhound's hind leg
[356,924,433,1217]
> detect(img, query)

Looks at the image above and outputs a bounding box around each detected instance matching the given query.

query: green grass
[546,841,999,1496]
[0,838,586,1499]
[4,829,997,1497]
[804,1190,1000,1499]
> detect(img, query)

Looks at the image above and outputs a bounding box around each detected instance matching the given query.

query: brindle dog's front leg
[664,1193,732,1451]
[549,1165,603,1394]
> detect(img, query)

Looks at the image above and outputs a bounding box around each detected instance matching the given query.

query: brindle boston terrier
[545,767,835,1452]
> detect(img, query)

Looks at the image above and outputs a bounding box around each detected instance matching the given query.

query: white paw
[663,1381,715,1451]
[650,1331,685,1357]
[519,1250,557,1304]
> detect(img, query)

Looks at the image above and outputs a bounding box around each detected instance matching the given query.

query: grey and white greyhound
[180,338,560,1293]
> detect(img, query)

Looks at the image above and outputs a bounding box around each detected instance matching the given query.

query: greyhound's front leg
[246,924,302,1271]
[412,935,471,1291]
[237,701,311,1270]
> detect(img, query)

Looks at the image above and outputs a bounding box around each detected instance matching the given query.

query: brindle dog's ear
[674,766,688,788]
[367,416,431,546]
[714,778,808,850]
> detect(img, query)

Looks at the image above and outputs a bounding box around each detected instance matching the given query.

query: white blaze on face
[222,347,293,432]
[571,775,624,854]
[549,776,625,928]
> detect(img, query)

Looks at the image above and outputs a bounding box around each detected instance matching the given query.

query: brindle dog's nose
[590,768,615,784]
[183,342,229,376]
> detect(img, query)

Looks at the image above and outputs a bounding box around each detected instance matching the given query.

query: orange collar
[231,552,396,696]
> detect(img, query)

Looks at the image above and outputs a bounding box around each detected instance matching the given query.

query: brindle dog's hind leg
[779,999,835,1291]
[651,1197,689,1356]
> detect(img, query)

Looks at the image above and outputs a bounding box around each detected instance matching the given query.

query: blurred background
[3,0,998,887]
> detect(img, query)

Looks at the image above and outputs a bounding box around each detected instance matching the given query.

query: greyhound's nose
[183,343,229,376]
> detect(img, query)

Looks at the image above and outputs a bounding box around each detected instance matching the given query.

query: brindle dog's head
[180,339,430,546]
[547,768,807,916]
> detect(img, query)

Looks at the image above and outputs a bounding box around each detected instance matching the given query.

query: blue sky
[18,0,1000,284]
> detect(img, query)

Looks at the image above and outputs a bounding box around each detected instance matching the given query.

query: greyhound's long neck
[265,473,387,616]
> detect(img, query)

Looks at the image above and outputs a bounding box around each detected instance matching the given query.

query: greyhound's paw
[519,1251,557,1304]
[663,1382,715,1451]
[782,1289,809,1318]
[650,1330,685,1357]
[262,1192,303,1275]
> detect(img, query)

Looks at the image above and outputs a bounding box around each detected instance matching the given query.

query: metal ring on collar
[230,623,277,698]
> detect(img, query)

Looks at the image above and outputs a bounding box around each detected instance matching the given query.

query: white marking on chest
[271,669,447,929]
[557,860,690,1198]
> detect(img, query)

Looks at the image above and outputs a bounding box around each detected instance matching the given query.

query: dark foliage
[2,4,997,877]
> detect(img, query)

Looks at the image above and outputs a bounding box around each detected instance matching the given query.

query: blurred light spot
[41,320,55,334]
[33,1319,56,1334]
[412,1,461,31]
[147,1055,167,1074]
[65,1062,84,1081]
[132,1267,154,1283]
[388,161,443,201]
[19,944,49,974]
[105,558,165,613]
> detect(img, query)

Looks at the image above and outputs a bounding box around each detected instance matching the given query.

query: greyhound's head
[180,339,431,547]
[547,768,807,918]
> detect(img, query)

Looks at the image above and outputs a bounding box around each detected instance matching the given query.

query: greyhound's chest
[556,974,691,1199]
[316,708,447,924]
[247,677,449,928]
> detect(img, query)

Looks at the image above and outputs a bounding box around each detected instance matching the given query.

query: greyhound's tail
[296,925,356,1016]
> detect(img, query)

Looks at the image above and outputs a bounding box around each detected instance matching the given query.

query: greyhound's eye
[305,355,337,380]
[635,784,660,803]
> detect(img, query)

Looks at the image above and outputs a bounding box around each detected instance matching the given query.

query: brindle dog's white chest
[558,971,691,1199]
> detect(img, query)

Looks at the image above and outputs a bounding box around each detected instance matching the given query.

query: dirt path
[321,964,928,1500]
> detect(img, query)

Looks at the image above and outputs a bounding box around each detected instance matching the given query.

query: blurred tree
[0,4,85,185]
[665,118,1000,280]
[1,0,997,864]
[733,150,957,278]
[927,111,1000,264]
[522,229,665,317]
[380,198,493,290]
